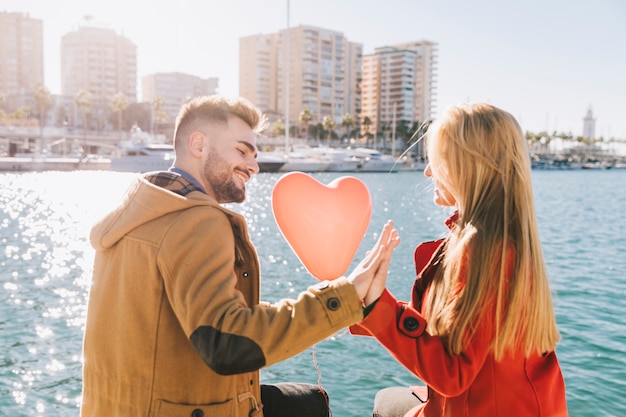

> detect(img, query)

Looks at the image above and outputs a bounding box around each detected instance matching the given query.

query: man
[81,95,398,417]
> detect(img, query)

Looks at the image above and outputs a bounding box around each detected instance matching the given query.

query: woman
[353,103,568,416]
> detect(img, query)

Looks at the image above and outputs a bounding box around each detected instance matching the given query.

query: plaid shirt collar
[143,170,205,197]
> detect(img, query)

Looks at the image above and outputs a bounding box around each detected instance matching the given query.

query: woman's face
[424,162,457,207]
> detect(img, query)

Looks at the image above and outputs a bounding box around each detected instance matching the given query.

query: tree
[310,122,324,144]
[395,120,409,143]
[75,90,93,130]
[322,116,335,147]
[299,108,313,141]
[362,116,372,145]
[110,92,129,137]
[271,119,286,137]
[34,85,52,140]
[341,113,354,141]
[125,103,152,132]
[14,106,31,121]
[152,96,167,135]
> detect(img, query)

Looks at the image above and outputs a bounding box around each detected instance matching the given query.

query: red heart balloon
[272,172,372,281]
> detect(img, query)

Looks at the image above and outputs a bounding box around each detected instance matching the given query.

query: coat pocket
[155,398,235,417]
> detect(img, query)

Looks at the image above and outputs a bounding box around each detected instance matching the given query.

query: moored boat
[110,142,175,173]
[109,126,175,173]
[278,151,330,172]
[257,151,287,172]
[347,148,400,172]
[304,147,362,172]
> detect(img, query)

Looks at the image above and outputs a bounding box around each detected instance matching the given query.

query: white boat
[581,159,612,169]
[304,147,362,172]
[347,148,400,172]
[278,151,330,172]
[109,125,175,173]
[110,141,175,173]
[257,151,287,172]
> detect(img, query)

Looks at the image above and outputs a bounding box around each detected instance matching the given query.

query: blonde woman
[352,103,568,416]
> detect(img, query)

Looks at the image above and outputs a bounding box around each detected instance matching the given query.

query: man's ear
[189,131,205,158]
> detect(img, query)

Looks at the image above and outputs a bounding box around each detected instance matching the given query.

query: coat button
[403,317,419,331]
[314,281,330,290]
[326,298,340,310]
[191,409,204,417]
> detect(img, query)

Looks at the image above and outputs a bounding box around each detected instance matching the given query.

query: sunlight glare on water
[1,170,626,416]
[1,171,137,414]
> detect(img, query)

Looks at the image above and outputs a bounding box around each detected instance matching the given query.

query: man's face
[202,116,259,204]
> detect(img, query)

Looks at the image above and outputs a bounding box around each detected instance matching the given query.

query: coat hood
[90,175,218,250]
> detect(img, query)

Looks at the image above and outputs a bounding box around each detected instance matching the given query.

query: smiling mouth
[234,170,249,183]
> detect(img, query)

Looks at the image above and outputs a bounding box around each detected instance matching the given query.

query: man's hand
[347,220,400,306]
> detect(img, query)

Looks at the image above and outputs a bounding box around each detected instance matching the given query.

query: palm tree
[0,94,6,125]
[271,119,286,137]
[111,92,129,139]
[341,113,354,141]
[322,116,336,147]
[34,85,52,143]
[75,90,93,154]
[311,122,324,144]
[151,96,167,135]
[362,116,372,145]
[299,108,313,141]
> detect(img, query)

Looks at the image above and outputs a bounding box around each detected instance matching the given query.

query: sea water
[1,169,625,416]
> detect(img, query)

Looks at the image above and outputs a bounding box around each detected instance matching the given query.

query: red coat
[351,238,568,417]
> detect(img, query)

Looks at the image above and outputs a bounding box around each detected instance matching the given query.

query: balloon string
[312,344,332,417]
[312,330,350,417]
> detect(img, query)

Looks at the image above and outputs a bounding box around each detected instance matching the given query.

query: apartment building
[239,25,362,134]
[142,72,219,123]
[361,41,438,137]
[61,24,137,123]
[394,40,438,123]
[239,33,278,113]
[0,12,44,106]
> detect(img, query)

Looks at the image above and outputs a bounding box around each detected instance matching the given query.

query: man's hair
[173,95,268,149]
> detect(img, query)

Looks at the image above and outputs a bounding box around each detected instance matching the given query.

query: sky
[5,0,626,138]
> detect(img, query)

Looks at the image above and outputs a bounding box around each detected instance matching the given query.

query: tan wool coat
[81,172,364,417]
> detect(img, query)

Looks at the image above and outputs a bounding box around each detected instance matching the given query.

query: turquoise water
[1,169,625,416]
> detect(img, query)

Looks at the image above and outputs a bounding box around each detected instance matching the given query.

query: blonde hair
[173,95,268,149]
[424,103,560,360]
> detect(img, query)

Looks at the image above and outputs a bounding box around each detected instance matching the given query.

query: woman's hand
[347,220,400,306]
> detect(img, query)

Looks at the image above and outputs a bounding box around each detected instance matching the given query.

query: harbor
[0,125,427,173]
[2,125,624,174]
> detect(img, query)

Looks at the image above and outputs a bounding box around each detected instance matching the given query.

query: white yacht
[257,151,287,172]
[278,151,330,172]
[109,126,175,173]
[347,148,400,172]
[110,142,175,172]
[304,147,362,172]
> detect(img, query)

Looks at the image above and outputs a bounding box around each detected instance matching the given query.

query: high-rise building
[61,25,137,116]
[239,25,362,134]
[142,72,219,123]
[0,12,44,105]
[361,41,438,137]
[239,33,278,114]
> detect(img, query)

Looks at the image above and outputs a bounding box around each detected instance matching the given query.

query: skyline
[4,0,626,138]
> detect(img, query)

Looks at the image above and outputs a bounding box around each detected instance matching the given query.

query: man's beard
[203,146,246,203]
